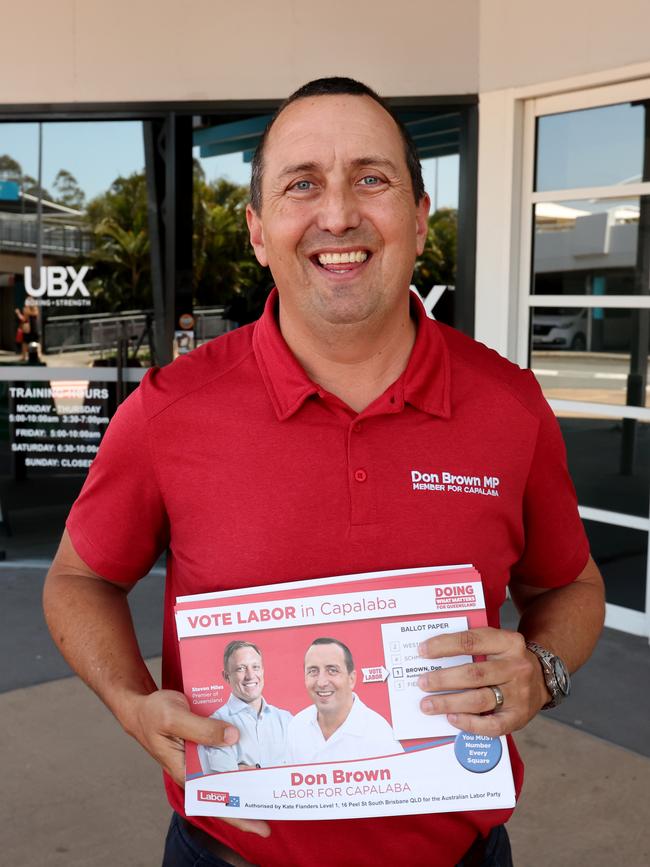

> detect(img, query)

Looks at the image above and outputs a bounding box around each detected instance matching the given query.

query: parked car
[532,308,588,350]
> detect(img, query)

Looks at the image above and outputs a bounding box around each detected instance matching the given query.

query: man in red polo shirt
[43,78,605,867]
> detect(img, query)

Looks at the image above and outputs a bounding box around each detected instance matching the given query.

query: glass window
[191,116,270,342]
[532,197,647,296]
[530,307,650,407]
[0,118,153,559]
[535,102,647,192]
[557,416,649,517]
[0,377,115,558]
[0,120,154,368]
[583,519,647,611]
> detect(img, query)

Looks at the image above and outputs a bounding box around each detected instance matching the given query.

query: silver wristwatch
[525,641,571,709]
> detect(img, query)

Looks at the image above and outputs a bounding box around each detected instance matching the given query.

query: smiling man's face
[246,94,429,335]
[304,642,356,719]
[224,646,264,704]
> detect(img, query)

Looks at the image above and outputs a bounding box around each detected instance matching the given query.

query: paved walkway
[3,657,649,866]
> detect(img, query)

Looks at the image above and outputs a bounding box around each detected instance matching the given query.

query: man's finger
[418,627,525,660]
[162,742,187,787]
[167,708,240,748]
[417,659,516,692]
[445,710,516,738]
[420,685,500,716]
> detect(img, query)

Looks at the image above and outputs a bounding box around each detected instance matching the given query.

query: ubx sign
[24,266,91,306]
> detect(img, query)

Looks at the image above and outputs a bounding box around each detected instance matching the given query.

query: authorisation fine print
[175,565,515,821]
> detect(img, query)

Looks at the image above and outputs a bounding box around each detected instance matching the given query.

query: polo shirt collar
[306,693,364,737]
[227,694,269,717]
[253,288,450,421]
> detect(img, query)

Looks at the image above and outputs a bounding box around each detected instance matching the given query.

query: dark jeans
[162,813,249,867]
[455,824,514,867]
[162,812,513,867]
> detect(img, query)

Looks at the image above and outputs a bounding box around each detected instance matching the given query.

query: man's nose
[316,183,361,235]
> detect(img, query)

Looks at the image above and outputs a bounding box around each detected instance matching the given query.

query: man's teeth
[317,251,368,265]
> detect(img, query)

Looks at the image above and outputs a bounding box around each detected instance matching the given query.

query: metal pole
[434,158,439,213]
[621,101,650,475]
[36,122,43,279]
[35,122,44,353]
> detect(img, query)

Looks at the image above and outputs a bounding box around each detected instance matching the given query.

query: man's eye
[291,180,313,191]
[359,176,382,186]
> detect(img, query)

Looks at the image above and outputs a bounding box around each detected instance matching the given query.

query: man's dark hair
[223,640,262,671]
[249,76,425,212]
[308,637,355,674]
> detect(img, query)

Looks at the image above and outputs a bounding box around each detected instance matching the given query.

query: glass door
[518,82,650,637]
[0,120,153,559]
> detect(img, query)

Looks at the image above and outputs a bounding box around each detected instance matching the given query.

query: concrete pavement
[3,656,649,867]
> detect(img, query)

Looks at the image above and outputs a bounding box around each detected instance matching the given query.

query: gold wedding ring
[489,684,504,710]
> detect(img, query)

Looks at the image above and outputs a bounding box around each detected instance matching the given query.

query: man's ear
[415,192,431,256]
[246,204,269,267]
[222,670,229,684]
[349,669,357,689]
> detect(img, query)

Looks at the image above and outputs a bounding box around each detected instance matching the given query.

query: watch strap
[525,640,570,709]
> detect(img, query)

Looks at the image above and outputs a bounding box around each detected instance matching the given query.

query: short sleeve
[510,375,590,589]
[66,375,169,584]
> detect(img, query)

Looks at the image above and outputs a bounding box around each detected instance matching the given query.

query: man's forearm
[43,568,157,735]
[511,555,606,674]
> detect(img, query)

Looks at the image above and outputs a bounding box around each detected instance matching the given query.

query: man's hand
[416,627,548,736]
[122,689,239,786]
[122,689,271,838]
[43,531,270,838]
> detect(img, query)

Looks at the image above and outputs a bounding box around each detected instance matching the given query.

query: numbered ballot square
[382,616,470,739]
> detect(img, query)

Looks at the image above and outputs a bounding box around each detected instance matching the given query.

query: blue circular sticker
[454,732,502,773]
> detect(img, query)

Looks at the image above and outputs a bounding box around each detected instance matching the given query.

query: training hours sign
[9,381,110,471]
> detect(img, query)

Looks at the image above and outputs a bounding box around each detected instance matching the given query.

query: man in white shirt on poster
[199,640,291,773]
[286,637,403,764]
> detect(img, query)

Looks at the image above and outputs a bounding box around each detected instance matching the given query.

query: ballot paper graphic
[175,565,515,821]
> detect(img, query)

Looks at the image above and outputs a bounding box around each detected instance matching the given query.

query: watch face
[552,658,570,696]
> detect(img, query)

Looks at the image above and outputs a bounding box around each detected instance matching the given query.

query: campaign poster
[175,565,515,821]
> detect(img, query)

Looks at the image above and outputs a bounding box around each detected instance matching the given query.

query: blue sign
[454,731,502,773]
[0,180,20,201]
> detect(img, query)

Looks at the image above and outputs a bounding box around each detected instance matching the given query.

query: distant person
[286,638,403,763]
[15,301,40,361]
[14,307,26,357]
[24,300,40,345]
[198,640,291,773]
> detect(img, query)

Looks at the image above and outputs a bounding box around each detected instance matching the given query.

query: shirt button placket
[349,420,375,525]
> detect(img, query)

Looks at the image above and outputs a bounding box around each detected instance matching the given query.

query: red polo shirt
[67,290,588,867]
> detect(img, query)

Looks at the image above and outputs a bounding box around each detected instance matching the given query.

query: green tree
[413,207,457,293]
[53,169,85,210]
[0,154,22,182]
[193,174,269,317]
[85,172,151,311]
[82,167,269,317]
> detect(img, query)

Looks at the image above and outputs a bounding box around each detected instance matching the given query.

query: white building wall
[479,0,650,92]
[0,0,479,104]
[475,0,650,355]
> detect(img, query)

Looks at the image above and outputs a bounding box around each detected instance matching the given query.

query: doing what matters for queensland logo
[410,468,500,497]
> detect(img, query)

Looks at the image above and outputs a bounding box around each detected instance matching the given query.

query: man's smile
[310,248,372,275]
